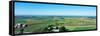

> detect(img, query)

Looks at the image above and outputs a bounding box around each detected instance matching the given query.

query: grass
[65,25,96,31]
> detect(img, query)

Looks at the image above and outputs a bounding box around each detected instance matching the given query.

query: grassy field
[15,16,96,34]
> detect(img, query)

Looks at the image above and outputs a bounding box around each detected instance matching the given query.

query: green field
[15,16,96,34]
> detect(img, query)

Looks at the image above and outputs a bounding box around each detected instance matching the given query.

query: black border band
[9,1,97,35]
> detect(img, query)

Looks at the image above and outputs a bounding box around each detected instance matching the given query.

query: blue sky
[15,2,96,16]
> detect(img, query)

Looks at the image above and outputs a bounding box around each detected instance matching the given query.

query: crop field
[15,16,96,34]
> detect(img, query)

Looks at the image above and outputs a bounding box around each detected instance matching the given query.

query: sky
[15,2,96,16]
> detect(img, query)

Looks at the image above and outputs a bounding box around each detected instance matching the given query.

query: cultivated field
[15,16,96,34]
